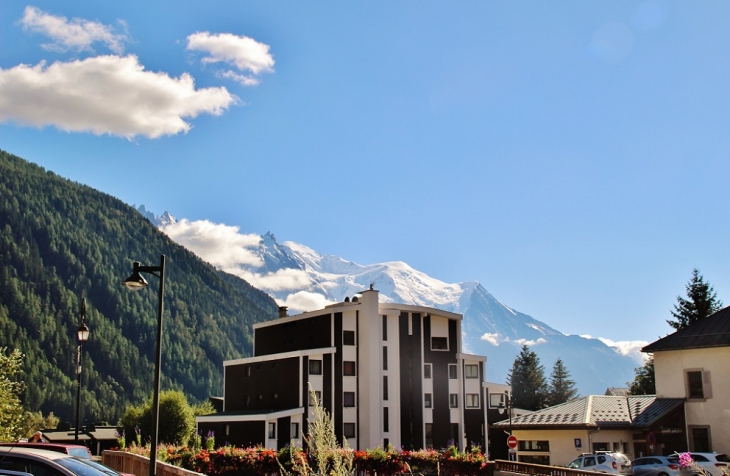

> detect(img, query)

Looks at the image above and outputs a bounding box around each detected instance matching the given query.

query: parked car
[0,443,92,460]
[567,452,632,474]
[632,456,697,476]
[0,447,110,476]
[686,453,730,476]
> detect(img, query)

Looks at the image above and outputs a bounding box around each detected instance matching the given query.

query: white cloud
[187,32,274,85]
[161,219,263,268]
[513,338,547,346]
[160,218,311,292]
[480,333,502,346]
[234,268,311,292]
[597,337,649,363]
[278,291,335,313]
[21,6,128,54]
[0,55,236,139]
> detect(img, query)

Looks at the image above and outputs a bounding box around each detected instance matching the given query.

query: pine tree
[507,345,548,411]
[627,356,655,395]
[547,358,578,406]
[667,269,723,331]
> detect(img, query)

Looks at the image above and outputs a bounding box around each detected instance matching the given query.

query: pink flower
[679,453,694,468]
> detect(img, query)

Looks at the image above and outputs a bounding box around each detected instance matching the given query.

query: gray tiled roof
[643,306,730,352]
[495,395,683,429]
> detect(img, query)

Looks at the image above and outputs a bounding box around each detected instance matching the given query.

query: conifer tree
[547,358,577,406]
[667,269,723,331]
[507,345,547,411]
[627,356,655,395]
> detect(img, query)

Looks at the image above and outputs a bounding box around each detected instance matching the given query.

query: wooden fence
[102,451,201,476]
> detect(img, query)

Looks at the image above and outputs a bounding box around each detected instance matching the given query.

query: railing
[102,451,203,476]
[493,459,610,476]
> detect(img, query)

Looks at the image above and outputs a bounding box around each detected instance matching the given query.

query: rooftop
[642,305,730,353]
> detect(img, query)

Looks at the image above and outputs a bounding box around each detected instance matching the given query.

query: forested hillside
[0,149,279,425]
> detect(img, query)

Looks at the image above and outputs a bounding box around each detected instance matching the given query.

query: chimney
[278,306,288,318]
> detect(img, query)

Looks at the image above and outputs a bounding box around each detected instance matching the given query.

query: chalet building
[197,288,488,451]
[642,305,730,455]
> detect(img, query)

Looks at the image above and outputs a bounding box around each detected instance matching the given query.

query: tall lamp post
[124,255,165,476]
[75,298,90,443]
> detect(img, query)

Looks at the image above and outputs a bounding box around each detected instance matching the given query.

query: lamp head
[78,322,89,343]
[124,262,148,290]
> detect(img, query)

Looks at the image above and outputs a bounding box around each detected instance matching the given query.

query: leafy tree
[0,347,25,441]
[667,269,723,331]
[23,411,60,438]
[547,358,578,406]
[119,390,199,446]
[627,356,655,395]
[507,345,548,411]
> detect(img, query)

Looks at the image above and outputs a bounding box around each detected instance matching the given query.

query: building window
[449,364,457,379]
[343,361,356,376]
[449,393,458,408]
[465,364,479,378]
[518,440,550,452]
[309,359,322,375]
[690,427,712,452]
[424,363,432,379]
[309,390,322,406]
[686,370,711,399]
[268,422,276,439]
[465,394,479,408]
[425,423,433,448]
[383,376,389,400]
[344,391,356,407]
[489,393,506,408]
[291,422,299,439]
[431,337,448,350]
[344,423,356,439]
[343,330,355,346]
[520,455,550,465]
[424,393,432,408]
[384,407,389,432]
[383,346,388,370]
[382,315,387,341]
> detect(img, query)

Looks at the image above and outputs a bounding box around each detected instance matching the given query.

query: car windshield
[66,449,90,460]
[55,458,108,476]
[74,460,119,476]
[567,459,581,469]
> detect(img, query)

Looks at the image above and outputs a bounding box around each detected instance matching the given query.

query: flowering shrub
[116,444,492,476]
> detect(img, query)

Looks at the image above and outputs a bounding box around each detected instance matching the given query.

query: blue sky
[1,1,728,345]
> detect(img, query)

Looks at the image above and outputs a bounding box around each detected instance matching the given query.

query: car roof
[0,446,72,460]
[0,443,89,451]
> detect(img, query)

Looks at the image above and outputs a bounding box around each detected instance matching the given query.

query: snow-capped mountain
[140,206,641,396]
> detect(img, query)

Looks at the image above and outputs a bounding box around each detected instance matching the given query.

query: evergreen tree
[506,345,548,411]
[547,358,578,406]
[667,269,723,331]
[627,356,655,395]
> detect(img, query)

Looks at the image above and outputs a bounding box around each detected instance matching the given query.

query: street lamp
[498,393,513,435]
[124,256,165,476]
[75,298,90,443]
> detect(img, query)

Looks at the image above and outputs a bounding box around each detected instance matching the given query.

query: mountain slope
[155,222,639,395]
[0,149,279,425]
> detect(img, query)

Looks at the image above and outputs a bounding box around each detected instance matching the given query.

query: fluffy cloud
[21,6,128,54]
[513,338,547,346]
[160,219,311,292]
[187,32,274,85]
[278,291,335,313]
[597,337,649,363]
[161,219,263,268]
[480,333,502,346]
[0,55,236,138]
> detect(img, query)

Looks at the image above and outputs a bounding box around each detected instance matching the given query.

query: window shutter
[702,370,712,399]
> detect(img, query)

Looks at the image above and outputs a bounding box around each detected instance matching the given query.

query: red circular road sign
[507,435,518,449]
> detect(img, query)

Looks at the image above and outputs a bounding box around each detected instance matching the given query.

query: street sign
[507,435,518,449]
